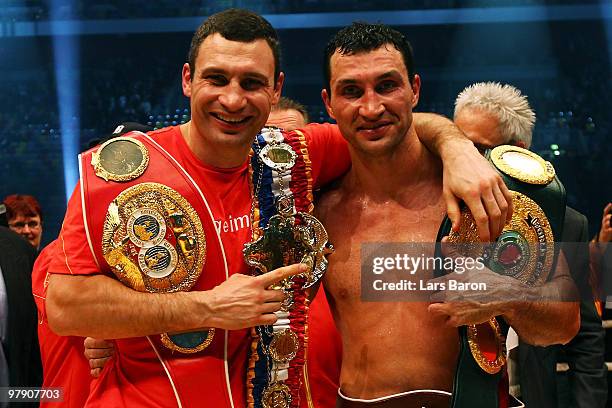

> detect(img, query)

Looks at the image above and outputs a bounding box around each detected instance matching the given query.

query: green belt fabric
[435,146,567,408]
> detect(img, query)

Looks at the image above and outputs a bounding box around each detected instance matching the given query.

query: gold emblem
[467,319,506,374]
[138,241,179,279]
[259,142,297,172]
[92,137,149,182]
[269,329,299,363]
[101,183,205,293]
[262,382,292,408]
[448,191,554,286]
[490,145,555,185]
[127,209,166,247]
[244,196,334,290]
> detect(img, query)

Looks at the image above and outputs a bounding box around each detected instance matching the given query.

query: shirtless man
[315,23,579,407]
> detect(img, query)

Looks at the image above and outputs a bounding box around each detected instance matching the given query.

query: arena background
[0,0,609,250]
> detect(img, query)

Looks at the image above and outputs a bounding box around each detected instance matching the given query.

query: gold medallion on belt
[92,137,149,182]
[490,145,555,185]
[262,382,292,408]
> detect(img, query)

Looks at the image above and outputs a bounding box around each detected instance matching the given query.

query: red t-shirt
[32,240,92,408]
[48,124,349,407]
[301,287,342,408]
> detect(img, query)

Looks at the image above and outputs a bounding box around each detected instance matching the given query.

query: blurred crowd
[0,0,601,21]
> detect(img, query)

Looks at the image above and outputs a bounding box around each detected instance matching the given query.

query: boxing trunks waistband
[336,389,525,408]
[336,389,451,408]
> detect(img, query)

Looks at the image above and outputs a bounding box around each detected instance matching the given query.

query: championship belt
[82,134,218,354]
[436,145,566,408]
[243,127,333,408]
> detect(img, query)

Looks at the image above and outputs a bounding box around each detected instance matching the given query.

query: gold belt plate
[448,190,555,374]
[101,182,206,293]
[448,190,554,286]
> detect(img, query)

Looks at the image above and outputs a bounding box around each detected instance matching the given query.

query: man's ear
[271,72,285,105]
[411,74,421,108]
[182,63,192,98]
[514,140,527,149]
[321,88,335,120]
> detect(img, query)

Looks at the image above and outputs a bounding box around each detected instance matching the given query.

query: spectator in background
[0,226,42,406]
[3,195,43,250]
[267,96,310,130]
[454,81,606,408]
[591,202,611,315]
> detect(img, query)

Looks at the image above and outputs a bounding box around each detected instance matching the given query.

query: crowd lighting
[51,0,80,202]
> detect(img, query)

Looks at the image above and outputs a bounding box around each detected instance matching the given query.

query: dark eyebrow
[337,78,358,87]
[336,70,403,87]
[377,70,403,81]
[200,67,227,77]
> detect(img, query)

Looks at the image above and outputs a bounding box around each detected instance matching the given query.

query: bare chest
[319,198,445,303]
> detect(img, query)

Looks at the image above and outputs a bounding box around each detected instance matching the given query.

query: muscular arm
[46,264,301,339]
[413,112,513,242]
[501,277,580,345]
[429,251,579,346]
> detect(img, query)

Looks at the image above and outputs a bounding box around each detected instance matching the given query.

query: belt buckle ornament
[467,319,507,374]
[259,142,297,173]
[448,190,555,374]
[262,382,292,408]
[243,195,334,290]
[101,182,212,352]
[92,136,149,182]
[268,328,299,363]
[490,145,555,185]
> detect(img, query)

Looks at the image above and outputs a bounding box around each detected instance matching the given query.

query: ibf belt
[81,133,222,354]
[436,145,566,408]
[243,127,333,408]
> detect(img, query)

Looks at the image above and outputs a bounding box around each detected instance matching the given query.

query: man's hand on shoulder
[413,113,512,242]
[440,138,512,242]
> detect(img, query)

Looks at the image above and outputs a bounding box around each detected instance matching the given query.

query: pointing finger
[256,263,307,288]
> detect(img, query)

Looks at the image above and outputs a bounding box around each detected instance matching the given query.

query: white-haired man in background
[454,82,606,408]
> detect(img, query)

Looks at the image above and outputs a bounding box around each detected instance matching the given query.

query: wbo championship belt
[84,134,215,353]
[243,127,333,408]
[437,145,566,408]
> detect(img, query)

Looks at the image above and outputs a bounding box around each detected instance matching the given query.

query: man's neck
[180,122,252,168]
[344,127,442,200]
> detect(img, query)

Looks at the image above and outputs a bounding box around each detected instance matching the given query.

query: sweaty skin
[317,44,461,398]
[316,148,459,398]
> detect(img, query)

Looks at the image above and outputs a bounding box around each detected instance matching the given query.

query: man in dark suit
[0,226,42,404]
[454,82,607,407]
[517,208,606,407]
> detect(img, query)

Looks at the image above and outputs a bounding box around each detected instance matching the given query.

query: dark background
[0,0,609,248]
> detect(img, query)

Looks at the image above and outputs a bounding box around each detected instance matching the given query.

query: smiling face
[182,33,283,166]
[322,45,420,157]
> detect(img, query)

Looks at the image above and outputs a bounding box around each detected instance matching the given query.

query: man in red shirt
[45,9,511,408]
